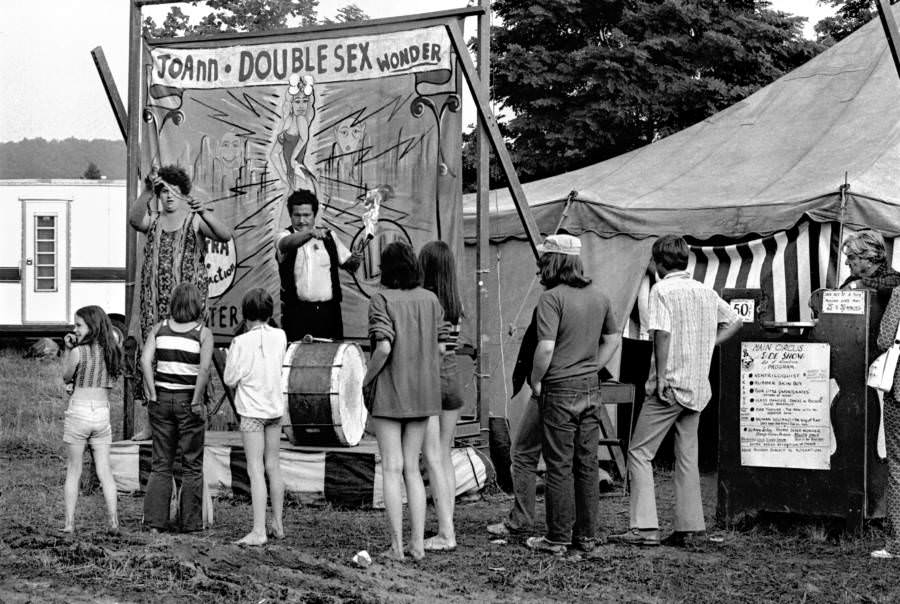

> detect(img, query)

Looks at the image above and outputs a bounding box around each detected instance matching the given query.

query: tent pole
[838,172,849,255]
[475,1,491,439]
[877,0,900,79]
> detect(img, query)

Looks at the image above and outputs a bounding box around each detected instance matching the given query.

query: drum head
[331,343,367,445]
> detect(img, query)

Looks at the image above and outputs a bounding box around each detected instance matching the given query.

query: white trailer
[0,179,126,335]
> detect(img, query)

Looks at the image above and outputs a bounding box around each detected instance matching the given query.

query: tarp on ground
[461,7,900,417]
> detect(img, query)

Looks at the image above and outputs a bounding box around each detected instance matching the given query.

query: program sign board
[739,342,832,470]
[137,24,463,340]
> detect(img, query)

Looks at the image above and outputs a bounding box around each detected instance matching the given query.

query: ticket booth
[717,288,888,530]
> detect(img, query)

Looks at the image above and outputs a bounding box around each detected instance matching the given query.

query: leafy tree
[83,162,102,179]
[460,129,506,193]
[142,0,368,38]
[322,4,370,25]
[481,0,823,185]
[813,1,900,45]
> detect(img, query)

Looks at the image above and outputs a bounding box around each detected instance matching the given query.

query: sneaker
[608,528,660,546]
[486,522,511,537]
[871,548,894,559]
[661,531,707,548]
[525,536,567,555]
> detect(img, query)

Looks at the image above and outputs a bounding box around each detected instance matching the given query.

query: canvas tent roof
[463,6,900,241]
[460,9,900,418]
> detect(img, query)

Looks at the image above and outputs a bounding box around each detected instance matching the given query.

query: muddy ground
[2,445,899,604]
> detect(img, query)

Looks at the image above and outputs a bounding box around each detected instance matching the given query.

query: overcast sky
[0,0,834,142]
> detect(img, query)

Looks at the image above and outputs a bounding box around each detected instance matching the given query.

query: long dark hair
[419,241,462,324]
[75,305,123,379]
[538,253,592,289]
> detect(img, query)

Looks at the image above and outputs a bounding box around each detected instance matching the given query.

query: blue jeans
[143,390,205,531]
[539,376,601,545]
[506,394,541,531]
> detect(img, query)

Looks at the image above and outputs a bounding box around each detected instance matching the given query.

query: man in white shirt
[276,190,362,341]
[611,235,740,547]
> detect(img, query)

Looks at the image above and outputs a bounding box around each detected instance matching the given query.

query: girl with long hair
[61,305,124,534]
[418,241,463,551]
[363,241,445,560]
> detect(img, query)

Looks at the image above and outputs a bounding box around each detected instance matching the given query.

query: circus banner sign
[150,26,452,88]
[138,23,463,340]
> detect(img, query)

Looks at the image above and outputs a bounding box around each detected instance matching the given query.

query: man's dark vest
[278,228,343,312]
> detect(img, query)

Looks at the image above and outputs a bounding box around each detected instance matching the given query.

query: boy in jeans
[611,235,740,547]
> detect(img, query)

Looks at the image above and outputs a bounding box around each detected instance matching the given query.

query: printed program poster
[739,341,831,470]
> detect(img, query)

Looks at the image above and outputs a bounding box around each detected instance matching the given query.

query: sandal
[525,536,567,555]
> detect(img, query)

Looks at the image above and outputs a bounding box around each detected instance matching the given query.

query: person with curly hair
[128,164,232,439]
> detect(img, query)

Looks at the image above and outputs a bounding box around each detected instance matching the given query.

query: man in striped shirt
[611,235,740,547]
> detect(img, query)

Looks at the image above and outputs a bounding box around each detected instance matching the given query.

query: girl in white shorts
[61,305,123,534]
[224,288,288,545]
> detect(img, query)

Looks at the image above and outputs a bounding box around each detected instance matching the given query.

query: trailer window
[34,215,56,292]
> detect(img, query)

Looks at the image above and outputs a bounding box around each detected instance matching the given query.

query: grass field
[2,348,900,603]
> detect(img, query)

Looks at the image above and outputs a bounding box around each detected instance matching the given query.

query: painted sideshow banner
[138,24,463,340]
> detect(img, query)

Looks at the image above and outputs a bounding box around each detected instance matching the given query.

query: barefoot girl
[224,288,288,545]
[61,305,123,534]
[364,242,443,561]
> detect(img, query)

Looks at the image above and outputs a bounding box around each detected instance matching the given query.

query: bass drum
[281,341,367,447]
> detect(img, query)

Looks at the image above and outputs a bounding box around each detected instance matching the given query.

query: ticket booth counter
[717,288,888,530]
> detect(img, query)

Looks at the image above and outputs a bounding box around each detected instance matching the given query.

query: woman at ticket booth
[840,230,900,299]
[811,231,900,317]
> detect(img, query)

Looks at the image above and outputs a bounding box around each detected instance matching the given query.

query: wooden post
[877,0,900,79]
[475,3,491,436]
[91,47,128,141]
[445,20,542,258]
[123,0,143,439]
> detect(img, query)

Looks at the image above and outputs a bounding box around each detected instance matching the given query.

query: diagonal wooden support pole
[91,47,128,141]
[445,20,543,258]
[877,0,900,79]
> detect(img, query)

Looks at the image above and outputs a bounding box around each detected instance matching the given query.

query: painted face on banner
[336,121,366,153]
[290,93,312,116]
[217,133,243,169]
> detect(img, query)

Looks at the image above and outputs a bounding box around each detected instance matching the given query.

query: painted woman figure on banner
[270,73,318,195]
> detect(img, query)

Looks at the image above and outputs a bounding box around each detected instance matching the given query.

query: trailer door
[22,199,70,324]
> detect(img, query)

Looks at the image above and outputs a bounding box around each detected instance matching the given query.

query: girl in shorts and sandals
[61,305,124,534]
[224,288,288,545]
[419,241,464,552]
